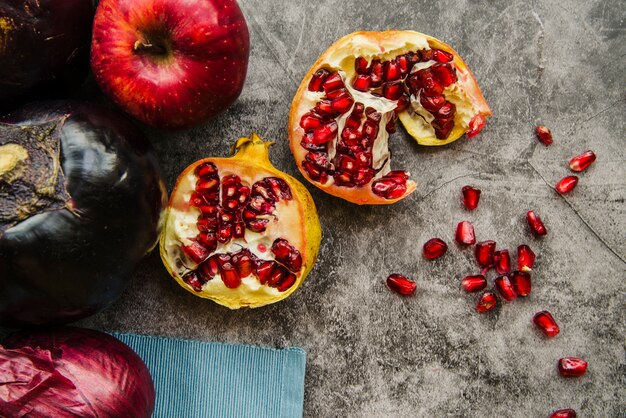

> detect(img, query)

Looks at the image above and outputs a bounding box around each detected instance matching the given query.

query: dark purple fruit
[0,0,95,110]
[0,102,167,326]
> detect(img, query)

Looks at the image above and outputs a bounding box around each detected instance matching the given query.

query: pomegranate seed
[331,96,354,114]
[476,291,497,313]
[461,186,481,210]
[308,68,330,92]
[420,95,445,113]
[299,112,323,131]
[550,409,577,418]
[323,72,344,92]
[386,274,417,296]
[181,241,211,264]
[432,49,453,63]
[475,240,496,267]
[517,245,535,271]
[535,125,553,146]
[555,176,578,194]
[369,60,383,87]
[526,210,547,236]
[510,271,531,296]
[277,273,296,292]
[455,221,476,245]
[313,121,338,144]
[569,150,596,172]
[431,63,457,87]
[494,249,510,274]
[423,238,448,259]
[466,114,486,138]
[355,57,369,74]
[558,357,587,377]
[353,74,371,91]
[461,275,487,292]
[533,310,559,337]
[195,162,218,178]
[383,60,401,81]
[382,81,403,100]
[495,275,516,301]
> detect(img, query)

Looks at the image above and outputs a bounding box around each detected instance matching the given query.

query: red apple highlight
[90,0,250,129]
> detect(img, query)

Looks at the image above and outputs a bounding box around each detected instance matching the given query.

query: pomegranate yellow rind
[159,134,321,309]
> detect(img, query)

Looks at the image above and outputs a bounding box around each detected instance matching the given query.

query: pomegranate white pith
[160,134,321,309]
[289,31,491,205]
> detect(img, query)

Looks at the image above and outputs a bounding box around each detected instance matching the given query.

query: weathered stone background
[4,0,626,416]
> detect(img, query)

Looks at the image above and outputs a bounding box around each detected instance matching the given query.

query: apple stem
[133,40,167,56]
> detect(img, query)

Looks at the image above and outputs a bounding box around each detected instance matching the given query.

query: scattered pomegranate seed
[517,245,535,271]
[558,357,588,377]
[510,271,531,296]
[533,310,559,337]
[494,275,516,301]
[555,176,578,194]
[569,150,596,172]
[423,238,448,259]
[386,274,417,296]
[475,240,496,267]
[550,409,577,418]
[455,221,476,245]
[461,275,487,292]
[461,186,481,210]
[476,291,497,313]
[494,249,511,274]
[526,210,547,236]
[535,125,553,146]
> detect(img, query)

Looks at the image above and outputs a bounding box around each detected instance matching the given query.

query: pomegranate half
[160,134,322,308]
[289,31,491,204]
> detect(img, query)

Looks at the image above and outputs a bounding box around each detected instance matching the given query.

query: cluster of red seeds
[300,49,460,199]
[535,125,596,195]
[179,162,302,292]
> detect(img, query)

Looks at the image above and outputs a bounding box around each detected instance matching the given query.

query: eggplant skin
[0,102,167,327]
[0,0,95,110]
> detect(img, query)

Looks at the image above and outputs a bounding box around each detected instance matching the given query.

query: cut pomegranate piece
[510,271,531,296]
[160,134,322,309]
[550,409,577,418]
[289,31,491,204]
[461,186,481,210]
[494,249,511,274]
[475,240,496,267]
[555,176,578,194]
[533,310,559,337]
[386,274,417,296]
[494,275,516,301]
[423,238,448,259]
[558,357,588,377]
[476,291,497,313]
[535,125,553,146]
[517,245,535,272]
[526,210,547,236]
[461,275,487,293]
[455,221,476,245]
[569,150,596,172]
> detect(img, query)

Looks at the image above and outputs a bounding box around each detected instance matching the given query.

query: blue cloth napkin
[112,333,306,418]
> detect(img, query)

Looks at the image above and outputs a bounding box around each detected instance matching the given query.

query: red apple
[90,0,250,129]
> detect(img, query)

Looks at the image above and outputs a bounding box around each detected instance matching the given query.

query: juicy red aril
[386,274,417,295]
[431,63,457,87]
[535,125,553,145]
[369,60,383,87]
[558,357,588,377]
[555,176,578,194]
[493,249,510,274]
[308,68,330,92]
[420,95,446,113]
[195,162,218,177]
[517,245,535,271]
[510,271,531,296]
[383,81,404,100]
[432,49,453,62]
[353,74,371,91]
[183,272,205,292]
[533,310,559,337]
[550,409,577,418]
[271,238,303,272]
[313,121,338,144]
[383,60,401,81]
[323,72,344,92]
[423,238,447,259]
[476,291,497,313]
[569,150,596,172]
[461,186,481,210]
[331,96,354,113]
[495,275,516,301]
[299,112,323,130]
[526,210,547,236]
[455,221,476,245]
[182,241,211,264]
[371,171,409,200]
[466,114,486,138]
[461,275,487,292]
[355,57,369,74]
[475,240,496,267]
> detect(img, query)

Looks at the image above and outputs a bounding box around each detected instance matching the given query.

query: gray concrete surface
[5,0,626,416]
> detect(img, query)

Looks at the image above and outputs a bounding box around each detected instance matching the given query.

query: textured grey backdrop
[5,0,626,416]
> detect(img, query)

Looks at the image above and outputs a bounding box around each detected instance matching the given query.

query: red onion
[0,327,155,418]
